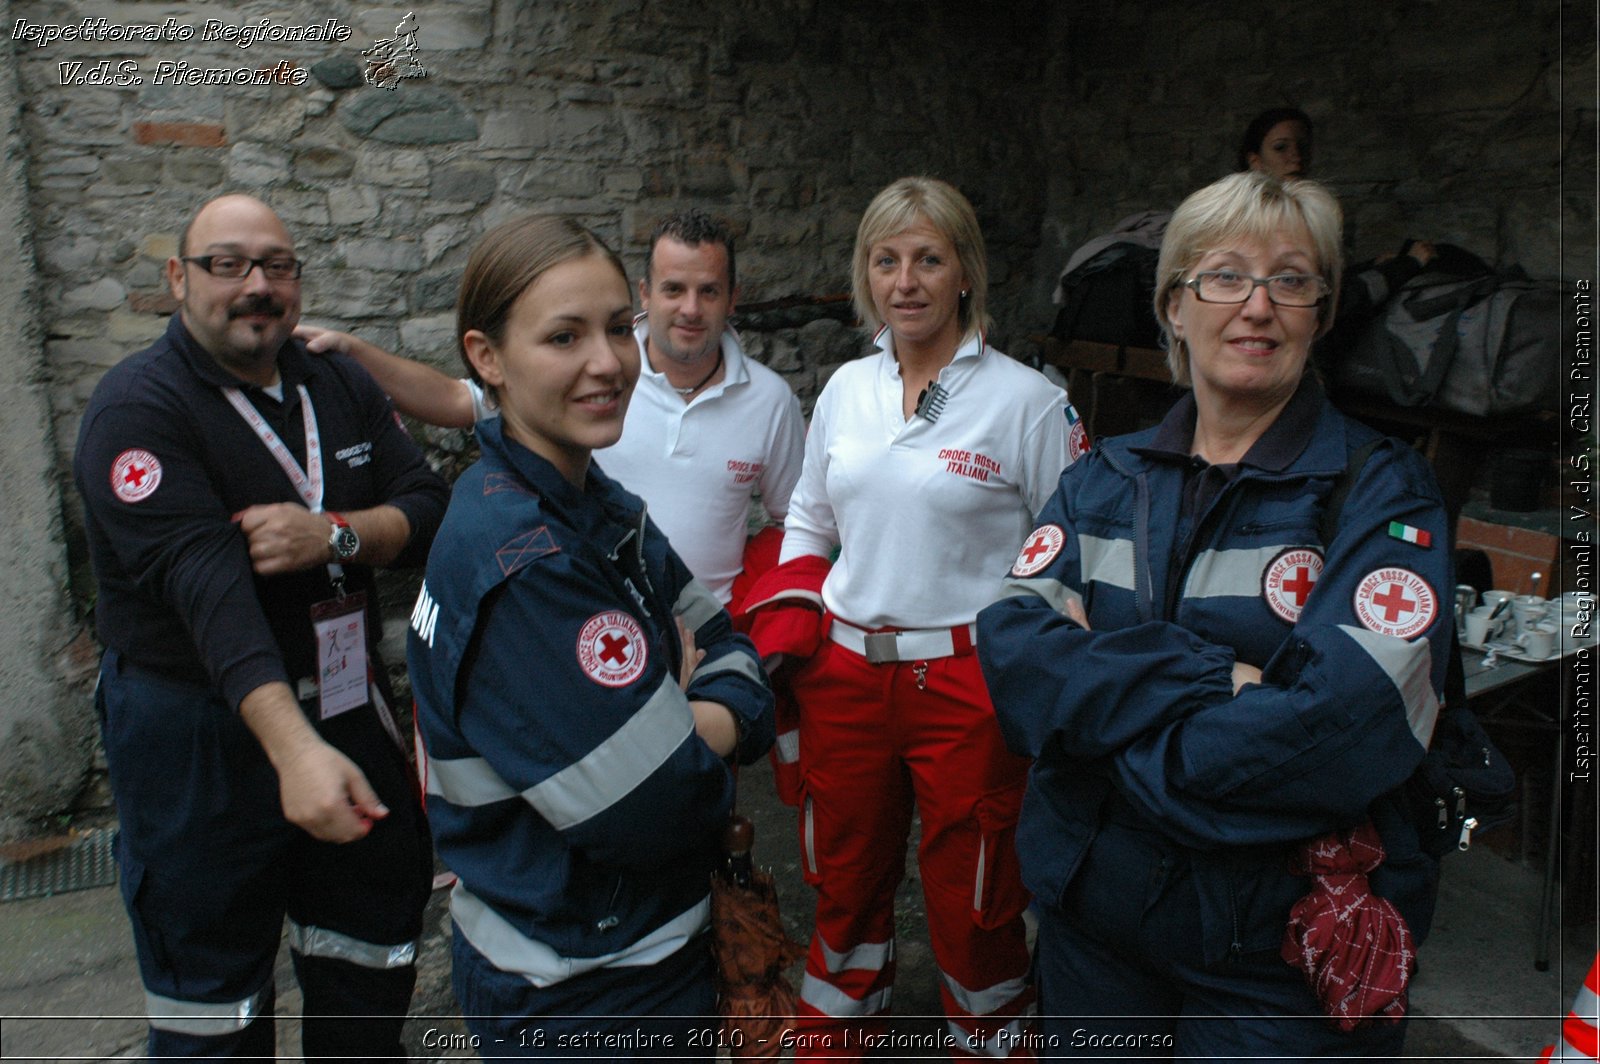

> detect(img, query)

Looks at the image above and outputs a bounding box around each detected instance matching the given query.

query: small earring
[960,289,969,298]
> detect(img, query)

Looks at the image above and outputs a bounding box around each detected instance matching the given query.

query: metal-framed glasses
[181,255,304,281]
[1184,270,1328,307]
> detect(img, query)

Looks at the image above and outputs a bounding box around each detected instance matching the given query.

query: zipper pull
[1434,796,1448,831]
[1457,816,1480,852]
[913,662,928,690]
[1452,786,1468,821]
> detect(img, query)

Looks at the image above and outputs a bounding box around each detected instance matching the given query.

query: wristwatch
[326,512,360,561]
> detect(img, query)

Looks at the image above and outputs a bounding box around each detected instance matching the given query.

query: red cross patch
[1261,547,1325,624]
[1011,523,1066,578]
[1067,421,1090,461]
[110,449,162,504]
[577,611,649,688]
[1352,567,1437,639]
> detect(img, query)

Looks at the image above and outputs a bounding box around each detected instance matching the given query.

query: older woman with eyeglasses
[978,170,1454,1059]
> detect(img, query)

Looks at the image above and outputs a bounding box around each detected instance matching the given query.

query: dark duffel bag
[1329,247,1565,417]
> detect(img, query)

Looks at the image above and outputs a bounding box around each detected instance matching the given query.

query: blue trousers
[98,650,432,1060]
[451,928,719,1060]
[1033,816,1408,1062]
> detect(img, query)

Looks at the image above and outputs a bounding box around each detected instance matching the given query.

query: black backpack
[1321,440,1516,858]
[1050,243,1163,351]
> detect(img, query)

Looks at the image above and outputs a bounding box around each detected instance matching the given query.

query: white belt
[827,620,977,664]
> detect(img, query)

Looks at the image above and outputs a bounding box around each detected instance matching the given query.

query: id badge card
[310,590,369,720]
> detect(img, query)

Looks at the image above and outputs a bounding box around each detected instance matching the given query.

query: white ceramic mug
[1511,594,1549,636]
[1465,606,1505,646]
[1482,589,1515,612]
[1516,623,1558,660]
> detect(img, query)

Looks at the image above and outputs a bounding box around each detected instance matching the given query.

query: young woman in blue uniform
[978,171,1454,1059]
[407,215,775,1057]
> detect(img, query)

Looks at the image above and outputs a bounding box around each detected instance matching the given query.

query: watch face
[331,525,360,560]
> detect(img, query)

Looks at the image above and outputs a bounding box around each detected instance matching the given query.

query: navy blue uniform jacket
[978,379,1452,961]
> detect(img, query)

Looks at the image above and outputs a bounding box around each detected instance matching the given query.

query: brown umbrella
[710,814,807,1059]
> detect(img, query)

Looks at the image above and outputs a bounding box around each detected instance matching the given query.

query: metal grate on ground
[0,829,117,902]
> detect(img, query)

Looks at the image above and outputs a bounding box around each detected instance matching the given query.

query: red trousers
[788,636,1036,1060]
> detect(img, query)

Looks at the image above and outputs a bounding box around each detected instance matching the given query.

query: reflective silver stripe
[940,969,1030,1017]
[527,676,694,830]
[1077,534,1134,590]
[145,986,268,1036]
[997,576,1084,617]
[743,586,824,613]
[287,918,417,970]
[1184,544,1309,599]
[972,837,987,911]
[425,676,695,829]
[425,751,517,806]
[1572,980,1598,1020]
[1337,625,1439,746]
[452,883,709,988]
[774,728,799,765]
[802,796,818,875]
[817,933,893,974]
[690,650,764,686]
[800,971,893,1017]
[945,1009,1037,1058]
[674,578,722,634]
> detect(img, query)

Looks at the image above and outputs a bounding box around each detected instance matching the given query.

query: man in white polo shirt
[299,210,805,605]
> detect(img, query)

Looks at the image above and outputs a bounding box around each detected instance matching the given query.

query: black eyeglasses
[181,255,304,281]
[1184,270,1328,307]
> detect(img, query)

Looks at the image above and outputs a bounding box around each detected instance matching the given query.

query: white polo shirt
[466,320,805,604]
[781,330,1080,630]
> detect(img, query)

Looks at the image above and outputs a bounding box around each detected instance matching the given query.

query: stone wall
[2,0,1592,826]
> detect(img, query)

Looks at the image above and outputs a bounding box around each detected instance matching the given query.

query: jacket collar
[165,312,318,396]
[475,415,645,523]
[1119,375,1347,477]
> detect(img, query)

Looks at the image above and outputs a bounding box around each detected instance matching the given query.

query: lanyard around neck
[222,383,324,513]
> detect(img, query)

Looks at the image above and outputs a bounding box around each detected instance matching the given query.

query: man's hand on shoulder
[235,502,337,574]
[294,323,357,358]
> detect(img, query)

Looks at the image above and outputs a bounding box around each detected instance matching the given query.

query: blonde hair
[851,176,989,342]
[1154,170,1343,387]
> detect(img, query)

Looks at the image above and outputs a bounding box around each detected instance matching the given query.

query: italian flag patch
[1387,521,1432,548]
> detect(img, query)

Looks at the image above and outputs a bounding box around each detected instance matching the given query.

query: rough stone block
[140,234,178,261]
[399,313,457,358]
[224,96,306,144]
[162,155,226,188]
[309,269,407,317]
[430,164,497,205]
[46,337,126,368]
[295,146,357,180]
[423,221,469,264]
[412,270,460,313]
[311,56,366,90]
[341,237,423,273]
[338,88,478,145]
[39,236,101,275]
[61,278,126,312]
[102,158,163,186]
[128,290,180,315]
[227,142,291,186]
[133,121,226,147]
[328,186,383,225]
[353,147,430,187]
[106,311,166,344]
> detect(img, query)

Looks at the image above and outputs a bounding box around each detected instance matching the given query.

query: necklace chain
[672,350,723,397]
